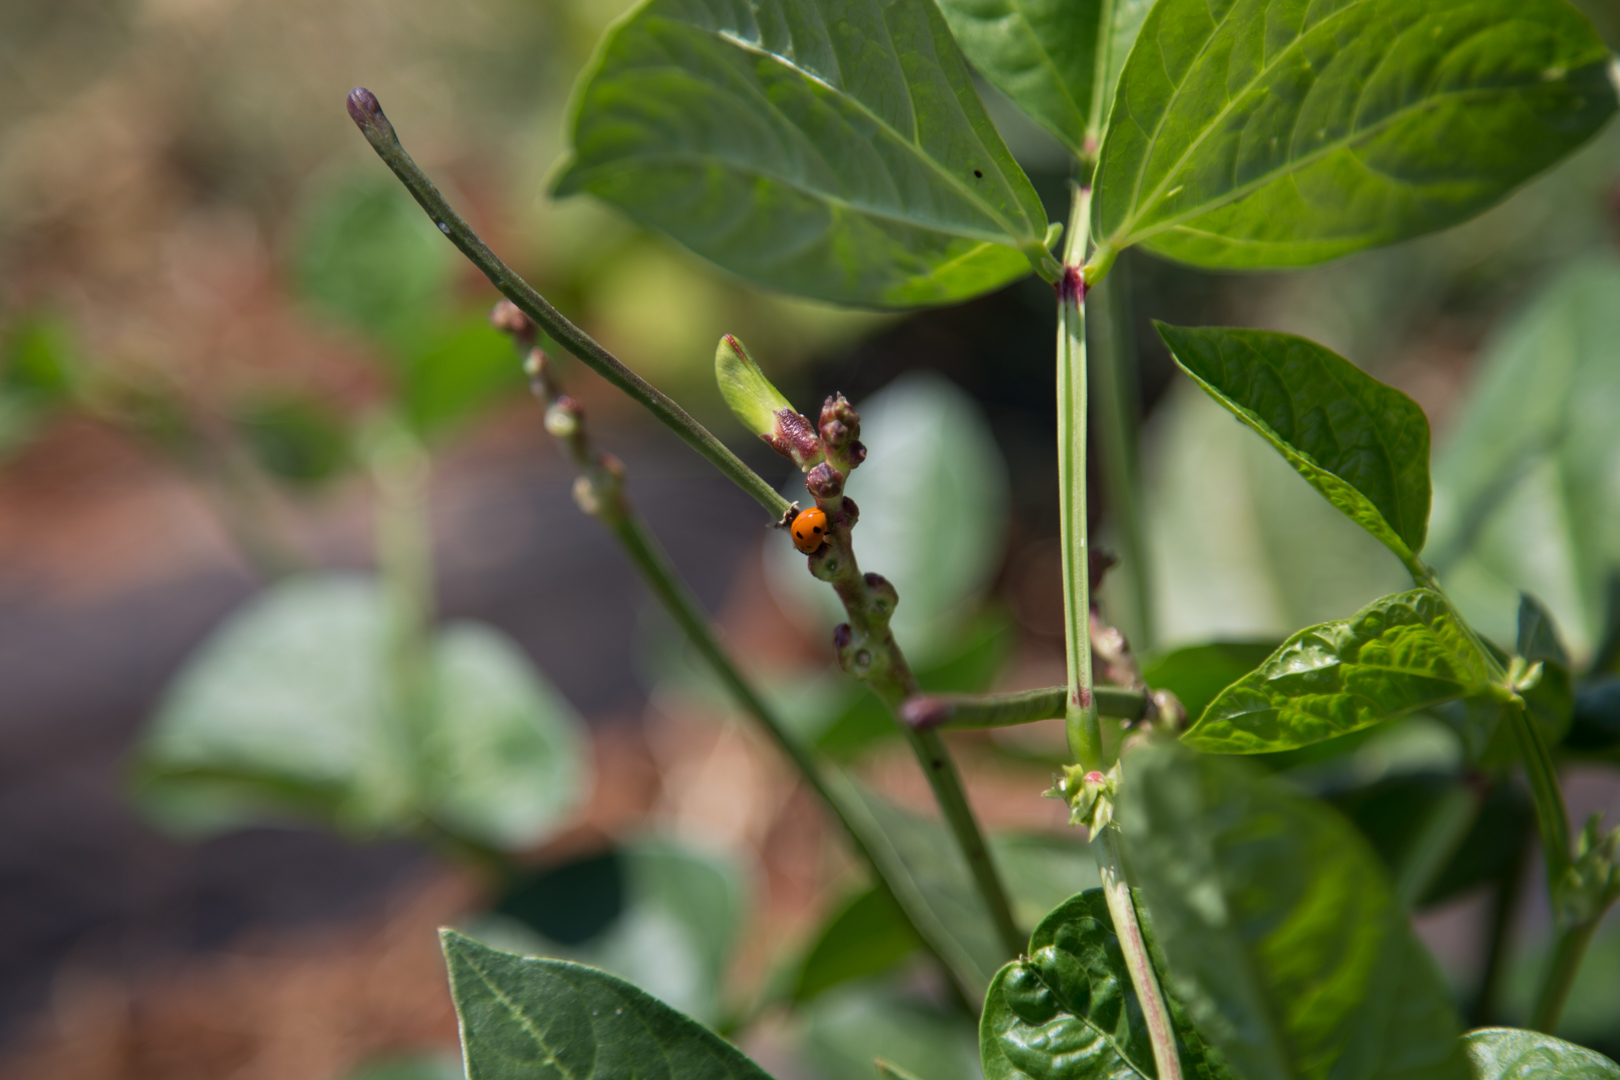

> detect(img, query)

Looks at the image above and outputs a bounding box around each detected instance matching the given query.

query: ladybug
[791,506,828,553]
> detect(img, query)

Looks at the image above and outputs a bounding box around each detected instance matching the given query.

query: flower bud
[805,461,844,501]
[819,393,861,449]
[716,335,823,469]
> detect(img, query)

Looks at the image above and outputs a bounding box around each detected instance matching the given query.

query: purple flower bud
[346,88,391,136]
[490,300,534,343]
[805,462,844,500]
[819,393,861,447]
[832,623,853,651]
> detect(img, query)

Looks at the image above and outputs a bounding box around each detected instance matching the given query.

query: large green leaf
[1158,323,1431,568]
[1120,745,1469,1080]
[1183,589,1495,753]
[934,0,1153,157]
[1093,0,1618,269]
[554,0,1051,308]
[1429,256,1620,657]
[440,931,777,1080]
[134,575,588,850]
[791,887,920,1003]
[1463,1029,1620,1079]
[981,889,1231,1080]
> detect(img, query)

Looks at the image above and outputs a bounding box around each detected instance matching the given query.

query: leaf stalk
[1096,825,1184,1080]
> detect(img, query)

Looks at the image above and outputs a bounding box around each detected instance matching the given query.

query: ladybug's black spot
[813,525,823,533]
[973,169,983,179]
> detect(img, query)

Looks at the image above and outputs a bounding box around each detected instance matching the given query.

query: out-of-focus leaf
[769,372,1009,666]
[934,0,1152,156]
[981,889,1232,1080]
[1431,256,1620,657]
[1185,589,1496,753]
[295,174,453,346]
[1158,324,1431,568]
[829,776,1094,999]
[488,838,746,1025]
[1121,745,1470,1080]
[440,931,777,1080]
[554,0,1051,308]
[805,981,979,1080]
[134,575,588,851]
[1570,676,1620,750]
[791,887,919,1004]
[234,394,350,486]
[1463,1029,1620,1079]
[424,623,589,850]
[1092,0,1617,268]
[1141,640,1279,725]
[875,1061,930,1080]
[1327,774,1532,908]
[400,318,524,439]
[0,315,78,457]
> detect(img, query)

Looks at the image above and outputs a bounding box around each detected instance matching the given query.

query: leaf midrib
[1118,80,1514,250]
[702,21,1038,244]
[1029,961,1154,1079]
[567,150,1021,248]
[463,953,582,1080]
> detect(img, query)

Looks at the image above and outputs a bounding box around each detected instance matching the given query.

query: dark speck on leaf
[973,169,983,178]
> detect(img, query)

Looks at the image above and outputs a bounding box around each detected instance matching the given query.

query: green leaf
[400,318,525,440]
[1120,745,1470,1080]
[1157,323,1432,568]
[554,0,1052,309]
[1430,255,1620,656]
[934,0,1153,156]
[296,174,454,347]
[1093,0,1618,268]
[806,982,980,1080]
[1184,588,1495,753]
[981,889,1231,1080]
[1141,641,1280,725]
[1463,1029,1620,1079]
[234,394,351,486]
[424,623,590,850]
[134,575,588,850]
[487,838,746,1024]
[792,887,920,1003]
[440,930,778,1080]
[768,372,1009,666]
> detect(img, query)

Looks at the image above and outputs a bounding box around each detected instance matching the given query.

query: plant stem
[505,331,981,1002]
[1530,917,1598,1033]
[1506,698,1573,886]
[901,685,1147,730]
[1096,825,1183,1080]
[1058,183,1101,770]
[1087,258,1154,651]
[345,87,790,521]
[1392,783,1480,909]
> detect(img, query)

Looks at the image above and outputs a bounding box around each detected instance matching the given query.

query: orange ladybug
[791,507,828,553]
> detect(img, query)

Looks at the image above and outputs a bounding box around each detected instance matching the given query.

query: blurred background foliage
[3,0,1620,1078]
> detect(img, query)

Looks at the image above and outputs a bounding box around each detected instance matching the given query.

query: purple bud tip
[1083,770,1106,784]
[900,697,950,730]
[490,300,532,338]
[832,623,853,650]
[347,87,386,130]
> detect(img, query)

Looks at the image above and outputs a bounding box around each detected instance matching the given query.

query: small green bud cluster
[1047,761,1122,834]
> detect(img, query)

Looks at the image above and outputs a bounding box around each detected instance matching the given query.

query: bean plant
[118,0,1620,1076]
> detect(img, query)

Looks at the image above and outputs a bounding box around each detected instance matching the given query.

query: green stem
[1530,918,1599,1033]
[903,685,1146,730]
[1506,698,1573,886]
[511,340,983,1002]
[1059,183,1101,770]
[1087,258,1154,651]
[1392,784,1480,909]
[345,87,790,521]
[1096,826,1183,1080]
[1471,823,1528,1026]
